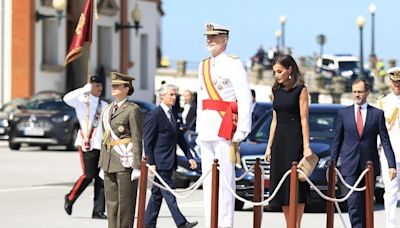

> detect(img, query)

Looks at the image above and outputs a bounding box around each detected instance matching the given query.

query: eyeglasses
[352,90,366,94]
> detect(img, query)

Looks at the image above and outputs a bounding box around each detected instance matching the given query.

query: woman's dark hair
[272,54,304,91]
[124,84,134,96]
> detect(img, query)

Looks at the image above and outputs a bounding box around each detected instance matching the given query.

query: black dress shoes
[64,194,73,215]
[92,211,107,219]
[178,221,198,228]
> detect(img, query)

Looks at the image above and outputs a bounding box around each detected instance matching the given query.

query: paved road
[0,141,398,228]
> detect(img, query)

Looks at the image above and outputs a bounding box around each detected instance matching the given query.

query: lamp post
[275,30,282,53]
[115,2,143,36]
[279,15,287,49]
[368,3,376,58]
[316,34,326,57]
[356,15,366,78]
[36,0,67,24]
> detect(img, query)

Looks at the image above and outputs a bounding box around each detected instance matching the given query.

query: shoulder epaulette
[228,54,239,59]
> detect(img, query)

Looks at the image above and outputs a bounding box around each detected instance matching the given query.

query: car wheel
[40,145,47,151]
[9,142,20,150]
[234,199,244,211]
[66,127,78,151]
[172,172,191,188]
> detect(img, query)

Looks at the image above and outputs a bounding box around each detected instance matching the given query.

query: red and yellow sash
[202,58,237,140]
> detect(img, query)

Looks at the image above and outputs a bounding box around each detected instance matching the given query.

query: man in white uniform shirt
[196,22,252,228]
[181,90,196,131]
[63,75,108,219]
[379,67,400,228]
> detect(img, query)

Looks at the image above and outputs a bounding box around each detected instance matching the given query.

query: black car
[236,104,346,210]
[174,102,272,188]
[0,98,28,140]
[8,91,79,150]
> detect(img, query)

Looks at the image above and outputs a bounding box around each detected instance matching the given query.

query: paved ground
[0,141,399,228]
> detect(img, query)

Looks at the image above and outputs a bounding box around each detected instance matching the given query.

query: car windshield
[24,99,69,111]
[251,110,337,143]
[338,61,358,71]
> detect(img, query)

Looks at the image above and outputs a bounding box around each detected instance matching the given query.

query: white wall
[127,0,159,103]
[0,0,12,105]
[34,0,67,94]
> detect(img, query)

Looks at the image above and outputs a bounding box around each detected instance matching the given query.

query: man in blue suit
[330,79,397,228]
[144,84,198,228]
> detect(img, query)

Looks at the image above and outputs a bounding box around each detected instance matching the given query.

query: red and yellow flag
[64,0,93,65]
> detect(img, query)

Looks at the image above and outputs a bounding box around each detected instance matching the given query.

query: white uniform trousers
[380,155,400,228]
[199,140,235,228]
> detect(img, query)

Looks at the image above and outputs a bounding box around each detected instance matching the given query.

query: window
[42,19,58,66]
[140,34,148,90]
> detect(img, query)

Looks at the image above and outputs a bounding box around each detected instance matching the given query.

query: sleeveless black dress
[269,85,309,207]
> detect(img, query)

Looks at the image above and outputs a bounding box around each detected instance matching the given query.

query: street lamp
[316,34,327,57]
[275,30,282,53]
[279,15,287,48]
[368,3,376,58]
[35,0,67,24]
[115,3,143,36]
[356,15,366,78]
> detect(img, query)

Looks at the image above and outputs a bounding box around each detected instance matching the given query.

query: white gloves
[83,83,92,92]
[131,169,141,181]
[232,131,247,143]
[99,169,104,180]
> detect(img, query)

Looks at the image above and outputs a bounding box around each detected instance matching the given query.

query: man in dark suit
[181,90,197,131]
[144,84,198,228]
[330,79,397,228]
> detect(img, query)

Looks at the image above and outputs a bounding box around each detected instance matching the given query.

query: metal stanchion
[253,158,262,228]
[288,161,299,228]
[365,161,374,228]
[136,157,149,228]
[326,160,336,228]
[211,159,219,228]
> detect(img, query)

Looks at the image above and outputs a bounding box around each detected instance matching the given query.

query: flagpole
[85,44,92,147]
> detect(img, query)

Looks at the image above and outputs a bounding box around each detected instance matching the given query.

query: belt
[110,138,131,146]
[202,99,238,140]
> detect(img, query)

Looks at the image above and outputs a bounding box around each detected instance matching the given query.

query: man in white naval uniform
[63,75,108,219]
[379,67,400,228]
[196,22,252,228]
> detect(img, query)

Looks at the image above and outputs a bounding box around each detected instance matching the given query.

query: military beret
[90,74,104,84]
[387,67,400,81]
[204,22,229,36]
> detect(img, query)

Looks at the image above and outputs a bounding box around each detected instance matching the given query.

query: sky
[162,0,399,69]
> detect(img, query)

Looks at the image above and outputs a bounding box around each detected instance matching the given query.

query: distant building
[0,0,164,105]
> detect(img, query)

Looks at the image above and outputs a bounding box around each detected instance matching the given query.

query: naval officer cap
[204,22,229,36]
[387,67,400,81]
[110,72,135,85]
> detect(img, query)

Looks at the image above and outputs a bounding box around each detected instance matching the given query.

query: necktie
[112,104,118,115]
[168,109,176,130]
[356,107,363,137]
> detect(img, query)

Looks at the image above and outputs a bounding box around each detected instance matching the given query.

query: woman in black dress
[264,54,313,227]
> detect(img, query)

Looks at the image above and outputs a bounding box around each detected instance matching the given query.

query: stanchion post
[365,161,374,228]
[289,161,299,228]
[326,160,336,228]
[136,157,149,228]
[211,159,219,228]
[253,158,262,228]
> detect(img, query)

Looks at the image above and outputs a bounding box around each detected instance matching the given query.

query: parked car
[0,98,28,140]
[174,102,272,188]
[8,91,79,150]
[236,104,346,210]
[316,54,373,91]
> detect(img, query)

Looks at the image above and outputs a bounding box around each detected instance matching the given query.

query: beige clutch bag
[297,153,319,182]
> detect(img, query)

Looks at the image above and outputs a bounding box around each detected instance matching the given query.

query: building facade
[0,0,163,106]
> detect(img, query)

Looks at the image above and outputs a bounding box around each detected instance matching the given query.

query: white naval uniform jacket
[63,86,108,150]
[381,92,400,163]
[196,52,252,141]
